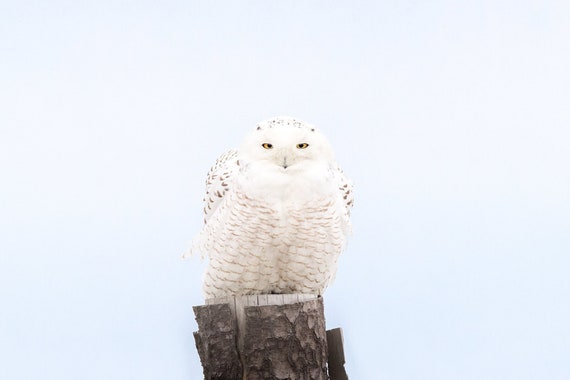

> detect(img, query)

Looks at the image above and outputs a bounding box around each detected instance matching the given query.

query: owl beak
[282,157,288,169]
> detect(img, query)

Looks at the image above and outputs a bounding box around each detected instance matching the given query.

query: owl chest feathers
[208,162,345,253]
[237,159,339,208]
[201,167,344,294]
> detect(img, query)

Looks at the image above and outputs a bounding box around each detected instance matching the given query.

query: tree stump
[193,294,348,380]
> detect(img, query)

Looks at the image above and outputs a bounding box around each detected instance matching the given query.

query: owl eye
[296,143,309,149]
[261,143,273,149]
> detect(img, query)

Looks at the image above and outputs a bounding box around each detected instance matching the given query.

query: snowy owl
[188,116,353,299]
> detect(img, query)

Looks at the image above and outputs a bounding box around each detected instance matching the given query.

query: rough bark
[193,303,242,379]
[193,295,344,380]
[243,298,328,380]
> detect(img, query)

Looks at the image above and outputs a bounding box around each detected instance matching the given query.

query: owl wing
[202,149,240,224]
[333,164,354,220]
[183,149,239,258]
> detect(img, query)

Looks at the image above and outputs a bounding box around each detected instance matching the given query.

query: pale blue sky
[1,1,569,379]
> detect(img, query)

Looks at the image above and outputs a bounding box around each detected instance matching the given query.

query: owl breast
[200,163,348,298]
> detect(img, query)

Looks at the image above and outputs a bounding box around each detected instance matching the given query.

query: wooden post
[193,303,242,379]
[193,294,348,380]
[326,328,348,380]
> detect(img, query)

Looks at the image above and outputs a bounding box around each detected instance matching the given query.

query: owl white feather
[187,116,353,299]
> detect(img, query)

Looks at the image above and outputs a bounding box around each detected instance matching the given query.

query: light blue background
[1,1,569,379]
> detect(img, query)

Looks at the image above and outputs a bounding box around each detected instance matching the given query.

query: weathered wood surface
[193,303,242,379]
[243,297,328,379]
[326,328,348,380]
[194,294,346,380]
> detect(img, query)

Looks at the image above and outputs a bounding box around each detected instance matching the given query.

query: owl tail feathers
[181,235,207,260]
[181,247,192,259]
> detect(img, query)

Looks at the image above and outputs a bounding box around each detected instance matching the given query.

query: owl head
[239,116,335,171]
